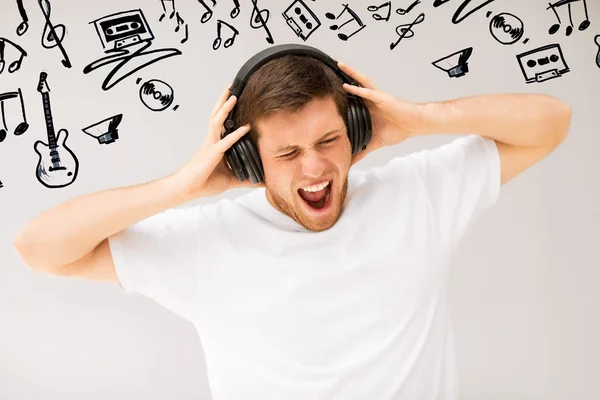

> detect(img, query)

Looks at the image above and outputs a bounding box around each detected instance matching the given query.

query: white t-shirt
[109,134,501,400]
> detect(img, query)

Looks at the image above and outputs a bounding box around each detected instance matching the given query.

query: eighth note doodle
[325,3,366,41]
[197,0,217,24]
[367,1,391,22]
[390,12,425,50]
[158,0,189,44]
[213,19,239,50]
[546,0,591,36]
[0,37,28,75]
[0,88,29,143]
[396,0,421,16]
[16,0,29,36]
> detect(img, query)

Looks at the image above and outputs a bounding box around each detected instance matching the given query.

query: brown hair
[232,54,348,146]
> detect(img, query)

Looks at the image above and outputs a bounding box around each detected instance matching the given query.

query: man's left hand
[337,61,427,165]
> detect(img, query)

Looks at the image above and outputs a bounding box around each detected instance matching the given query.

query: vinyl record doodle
[137,77,179,111]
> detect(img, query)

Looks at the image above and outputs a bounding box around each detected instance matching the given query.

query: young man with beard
[13,46,570,399]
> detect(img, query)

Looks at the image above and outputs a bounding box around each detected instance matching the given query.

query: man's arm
[12,172,189,274]
[413,93,571,185]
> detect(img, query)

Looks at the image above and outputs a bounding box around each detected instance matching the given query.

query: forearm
[414,93,571,147]
[13,173,189,271]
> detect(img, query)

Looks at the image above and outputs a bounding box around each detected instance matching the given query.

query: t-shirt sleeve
[107,205,204,320]
[390,134,501,248]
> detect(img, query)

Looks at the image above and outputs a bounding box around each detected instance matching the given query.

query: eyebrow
[273,127,344,155]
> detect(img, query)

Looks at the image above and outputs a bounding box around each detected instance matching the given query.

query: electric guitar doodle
[34,71,79,188]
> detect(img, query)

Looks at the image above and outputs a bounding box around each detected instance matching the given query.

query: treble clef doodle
[250,0,274,44]
[390,12,425,50]
[38,0,71,68]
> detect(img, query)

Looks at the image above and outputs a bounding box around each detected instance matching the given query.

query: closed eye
[278,136,339,159]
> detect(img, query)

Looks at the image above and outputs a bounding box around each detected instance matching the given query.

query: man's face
[257,96,352,232]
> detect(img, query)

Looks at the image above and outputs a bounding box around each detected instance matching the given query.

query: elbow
[12,230,45,272]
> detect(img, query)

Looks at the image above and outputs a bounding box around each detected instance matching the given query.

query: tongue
[298,185,328,203]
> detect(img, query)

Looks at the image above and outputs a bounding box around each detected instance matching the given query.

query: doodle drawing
[434,0,497,24]
[396,0,421,16]
[213,20,239,50]
[82,114,122,144]
[137,78,179,112]
[367,2,391,22]
[282,0,321,41]
[516,44,570,84]
[432,47,473,78]
[250,0,274,44]
[38,0,72,68]
[83,9,182,91]
[158,0,189,44]
[197,0,217,24]
[547,0,591,36]
[16,0,29,36]
[390,12,425,50]
[486,11,528,45]
[325,3,366,41]
[34,72,79,189]
[594,35,600,69]
[0,179,3,189]
[230,0,241,19]
[0,37,28,75]
[0,88,29,143]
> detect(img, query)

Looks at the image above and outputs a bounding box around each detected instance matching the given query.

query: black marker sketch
[198,0,217,24]
[516,44,569,84]
[38,0,71,68]
[213,19,239,50]
[367,2,391,22]
[547,0,590,36]
[159,0,189,44]
[231,0,241,19]
[0,37,28,75]
[486,11,528,45]
[396,0,421,15]
[83,9,182,91]
[282,0,321,41]
[595,35,600,69]
[137,78,179,112]
[432,47,472,77]
[325,3,366,41]
[250,0,274,44]
[433,0,496,24]
[390,12,425,50]
[35,72,79,189]
[82,114,122,144]
[0,88,28,142]
[0,180,3,189]
[16,0,29,36]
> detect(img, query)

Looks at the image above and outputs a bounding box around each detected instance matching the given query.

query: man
[13,51,571,399]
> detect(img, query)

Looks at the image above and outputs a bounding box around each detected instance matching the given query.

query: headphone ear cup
[239,137,263,184]
[245,138,265,183]
[237,138,260,184]
[352,97,365,155]
[225,144,247,182]
[360,102,372,150]
[348,97,360,155]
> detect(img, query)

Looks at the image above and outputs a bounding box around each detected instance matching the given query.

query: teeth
[301,181,330,192]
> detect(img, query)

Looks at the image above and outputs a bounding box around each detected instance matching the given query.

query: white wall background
[1,0,598,398]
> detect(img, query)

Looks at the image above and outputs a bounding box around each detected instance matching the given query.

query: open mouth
[297,180,333,212]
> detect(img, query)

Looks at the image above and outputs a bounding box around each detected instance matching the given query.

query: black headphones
[221,43,372,184]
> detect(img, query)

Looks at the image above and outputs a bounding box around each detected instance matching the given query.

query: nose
[299,149,327,179]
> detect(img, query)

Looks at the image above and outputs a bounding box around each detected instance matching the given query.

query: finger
[214,124,250,153]
[210,85,233,119]
[211,94,237,132]
[342,83,382,103]
[337,61,378,90]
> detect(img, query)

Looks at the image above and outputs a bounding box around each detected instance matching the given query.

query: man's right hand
[173,85,265,201]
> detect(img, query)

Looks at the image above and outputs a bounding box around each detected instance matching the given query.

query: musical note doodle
[594,35,600,69]
[0,38,28,75]
[325,4,366,41]
[250,0,274,44]
[198,0,217,24]
[213,20,239,50]
[231,0,241,19]
[0,88,29,143]
[38,0,71,68]
[16,0,29,36]
[390,12,425,50]
[158,0,189,44]
[396,0,421,16]
[282,0,321,41]
[367,2,391,22]
[547,0,591,36]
